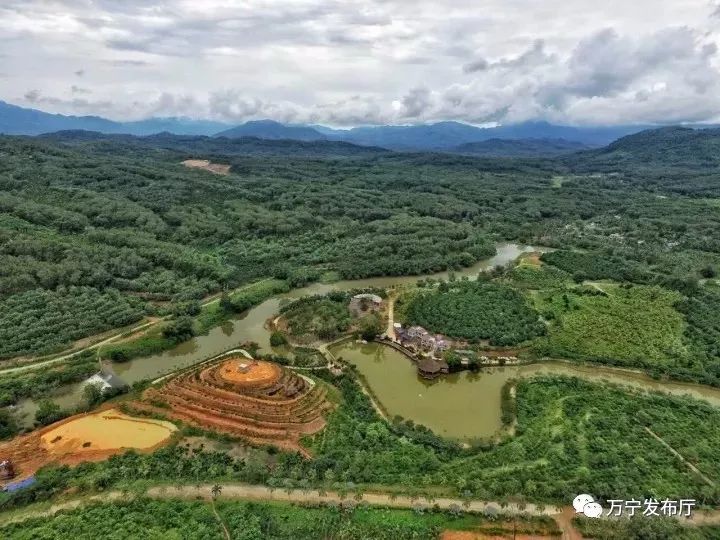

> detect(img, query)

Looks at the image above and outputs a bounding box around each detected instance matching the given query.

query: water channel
[13,242,720,436]
[331,341,720,441]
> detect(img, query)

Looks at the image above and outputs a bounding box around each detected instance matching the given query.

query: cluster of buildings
[392,323,451,379]
[394,324,450,356]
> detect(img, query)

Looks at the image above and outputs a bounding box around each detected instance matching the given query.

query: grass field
[533,284,688,369]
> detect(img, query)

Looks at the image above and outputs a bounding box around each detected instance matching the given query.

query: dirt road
[0,280,272,377]
[1,482,561,526]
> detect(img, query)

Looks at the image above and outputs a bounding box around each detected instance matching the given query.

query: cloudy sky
[2,0,720,126]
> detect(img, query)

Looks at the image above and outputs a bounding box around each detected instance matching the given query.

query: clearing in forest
[181,159,231,175]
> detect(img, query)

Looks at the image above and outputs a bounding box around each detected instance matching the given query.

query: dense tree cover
[0,350,97,408]
[540,250,652,284]
[574,516,718,540]
[676,288,720,383]
[0,497,543,540]
[533,285,691,372]
[404,281,545,345]
[0,287,146,358]
[280,293,352,342]
[3,131,720,361]
[4,373,720,512]
[100,279,290,362]
[309,374,720,504]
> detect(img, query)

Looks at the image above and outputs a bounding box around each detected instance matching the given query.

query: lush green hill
[2,130,720,359]
[38,130,389,158]
[567,126,720,172]
[216,119,327,141]
[450,137,589,157]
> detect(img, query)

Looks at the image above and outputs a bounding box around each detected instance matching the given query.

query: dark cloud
[399,87,432,118]
[71,85,91,95]
[24,89,40,102]
[463,58,488,73]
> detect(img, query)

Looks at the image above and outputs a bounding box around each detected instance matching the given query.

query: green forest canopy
[404,281,546,345]
[2,130,720,360]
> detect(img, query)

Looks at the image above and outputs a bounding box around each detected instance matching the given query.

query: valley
[2,127,720,538]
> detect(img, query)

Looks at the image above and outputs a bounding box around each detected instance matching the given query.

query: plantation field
[534,284,688,369]
[0,498,555,539]
[403,281,545,345]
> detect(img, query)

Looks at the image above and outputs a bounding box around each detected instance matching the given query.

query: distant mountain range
[1,99,714,154]
[20,124,720,172]
[212,119,640,149]
[0,100,232,136]
[215,120,328,141]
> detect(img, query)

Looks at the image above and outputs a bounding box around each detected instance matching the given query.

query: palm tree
[211,484,222,499]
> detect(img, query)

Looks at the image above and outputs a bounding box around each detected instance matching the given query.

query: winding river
[13,242,720,436]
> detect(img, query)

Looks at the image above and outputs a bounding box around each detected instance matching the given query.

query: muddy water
[109,242,542,385]
[28,241,720,436]
[332,341,720,441]
[13,243,539,426]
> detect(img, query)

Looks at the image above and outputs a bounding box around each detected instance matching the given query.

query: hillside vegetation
[2,128,720,361]
[534,285,688,370]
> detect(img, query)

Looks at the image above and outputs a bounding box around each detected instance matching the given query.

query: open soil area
[181,159,231,175]
[0,408,177,482]
[135,357,332,457]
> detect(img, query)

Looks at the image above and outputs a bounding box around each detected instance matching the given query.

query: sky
[2,0,720,126]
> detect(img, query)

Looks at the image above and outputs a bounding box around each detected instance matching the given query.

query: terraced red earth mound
[136,357,332,457]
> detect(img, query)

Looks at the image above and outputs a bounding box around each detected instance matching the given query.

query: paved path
[385,295,396,340]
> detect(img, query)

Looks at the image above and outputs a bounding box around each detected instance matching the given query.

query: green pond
[332,341,720,441]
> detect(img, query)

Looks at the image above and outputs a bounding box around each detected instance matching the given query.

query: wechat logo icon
[573,494,603,518]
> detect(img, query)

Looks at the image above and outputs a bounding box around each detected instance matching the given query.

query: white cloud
[1,0,719,125]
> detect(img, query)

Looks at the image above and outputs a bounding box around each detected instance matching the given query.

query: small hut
[417,357,449,380]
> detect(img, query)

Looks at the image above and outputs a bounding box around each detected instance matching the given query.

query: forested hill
[36,130,389,158]
[449,138,589,157]
[215,120,327,141]
[1,129,720,359]
[566,126,720,172]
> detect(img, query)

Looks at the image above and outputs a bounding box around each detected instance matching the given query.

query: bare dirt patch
[182,159,231,175]
[218,360,279,385]
[518,251,543,267]
[0,407,177,482]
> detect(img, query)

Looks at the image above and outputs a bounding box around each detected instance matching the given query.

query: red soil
[0,406,176,483]
[137,356,332,457]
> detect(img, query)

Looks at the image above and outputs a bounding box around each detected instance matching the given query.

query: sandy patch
[41,409,176,455]
[182,159,231,175]
[0,407,177,482]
